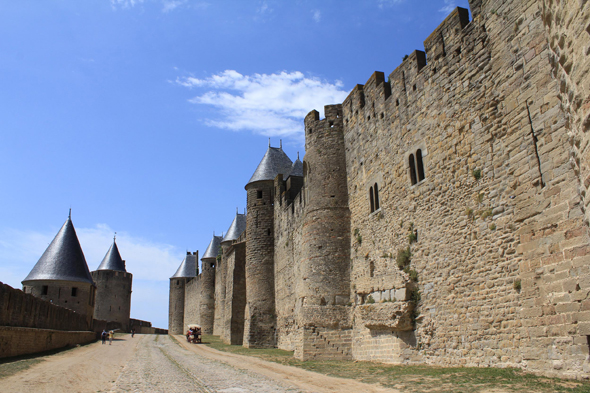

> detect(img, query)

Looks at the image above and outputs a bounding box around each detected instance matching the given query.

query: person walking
[109,330,114,345]
[101,330,107,344]
[131,328,135,338]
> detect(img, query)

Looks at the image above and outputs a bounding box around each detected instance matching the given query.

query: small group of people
[101,330,114,345]
[186,325,202,344]
[101,328,136,344]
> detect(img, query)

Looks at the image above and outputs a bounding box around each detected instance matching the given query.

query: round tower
[22,213,96,328]
[91,239,132,332]
[168,252,197,335]
[201,235,221,334]
[244,143,293,348]
[220,211,247,344]
[297,105,351,325]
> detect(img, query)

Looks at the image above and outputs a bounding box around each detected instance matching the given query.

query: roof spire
[297,151,300,159]
[114,232,117,242]
[280,139,282,149]
[236,207,238,214]
[268,137,271,147]
[68,208,71,219]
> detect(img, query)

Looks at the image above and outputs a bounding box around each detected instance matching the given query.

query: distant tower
[22,214,96,328]
[91,238,133,332]
[221,211,247,344]
[244,144,293,348]
[168,252,197,335]
[201,235,222,334]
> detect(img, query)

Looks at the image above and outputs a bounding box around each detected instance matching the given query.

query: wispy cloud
[0,224,184,329]
[257,1,271,14]
[176,70,349,139]
[110,0,144,9]
[162,0,187,12]
[377,0,404,8]
[312,9,321,23]
[439,0,456,14]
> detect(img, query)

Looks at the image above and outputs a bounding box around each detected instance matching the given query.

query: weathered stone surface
[174,0,590,379]
[356,303,414,331]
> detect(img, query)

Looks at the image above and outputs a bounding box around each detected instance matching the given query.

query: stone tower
[244,143,293,348]
[91,239,133,332]
[200,235,221,334]
[22,213,96,328]
[168,252,197,335]
[296,105,352,360]
[220,211,247,344]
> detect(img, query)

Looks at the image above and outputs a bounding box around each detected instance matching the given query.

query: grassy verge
[200,335,590,393]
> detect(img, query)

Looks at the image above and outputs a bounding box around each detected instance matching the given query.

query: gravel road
[0,334,397,393]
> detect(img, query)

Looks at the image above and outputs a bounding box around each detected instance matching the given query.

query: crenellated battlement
[176,0,590,378]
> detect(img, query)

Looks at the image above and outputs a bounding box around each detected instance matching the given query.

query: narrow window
[416,149,425,182]
[257,190,263,199]
[369,186,375,213]
[71,287,77,297]
[374,183,380,210]
[409,154,417,185]
[41,285,48,295]
[369,261,375,277]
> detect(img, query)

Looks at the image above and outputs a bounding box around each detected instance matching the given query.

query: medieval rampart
[0,282,96,358]
[176,0,590,378]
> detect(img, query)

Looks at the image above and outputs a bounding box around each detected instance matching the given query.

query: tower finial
[297,151,300,160]
[236,207,238,214]
[268,137,271,147]
[114,232,117,242]
[280,139,282,149]
[68,208,71,219]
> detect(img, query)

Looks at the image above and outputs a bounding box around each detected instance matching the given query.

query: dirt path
[174,335,398,393]
[0,334,398,392]
[0,335,140,393]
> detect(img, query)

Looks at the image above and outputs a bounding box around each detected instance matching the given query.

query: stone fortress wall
[175,0,590,378]
[0,282,96,358]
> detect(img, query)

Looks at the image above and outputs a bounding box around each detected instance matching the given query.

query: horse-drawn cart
[186,324,202,344]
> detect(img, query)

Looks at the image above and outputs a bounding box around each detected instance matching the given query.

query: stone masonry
[172,0,590,379]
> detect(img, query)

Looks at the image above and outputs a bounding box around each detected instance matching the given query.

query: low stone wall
[0,326,96,358]
[0,282,89,331]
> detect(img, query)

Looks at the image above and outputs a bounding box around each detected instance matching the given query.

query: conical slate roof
[170,253,198,279]
[23,216,94,285]
[202,235,223,260]
[96,241,126,272]
[222,213,246,244]
[247,146,293,186]
[289,157,303,178]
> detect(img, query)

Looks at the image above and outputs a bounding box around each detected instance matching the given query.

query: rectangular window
[41,285,48,295]
[71,287,77,297]
[257,190,263,199]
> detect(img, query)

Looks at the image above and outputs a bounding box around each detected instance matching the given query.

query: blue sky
[0,0,470,329]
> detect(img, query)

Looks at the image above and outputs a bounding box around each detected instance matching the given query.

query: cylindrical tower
[168,252,197,335]
[243,144,293,348]
[297,105,351,327]
[22,214,96,329]
[201,235,221,334]
[91,240,132,332]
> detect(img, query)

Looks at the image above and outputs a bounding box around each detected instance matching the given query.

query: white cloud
[439,0,456,14]
[377,0,404,8]
[257,1,271,15]
[110,0,144,9]
[162,0,187,12]
[0,224,184,329]
[312,9,321,23]
[177,70,349,139]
